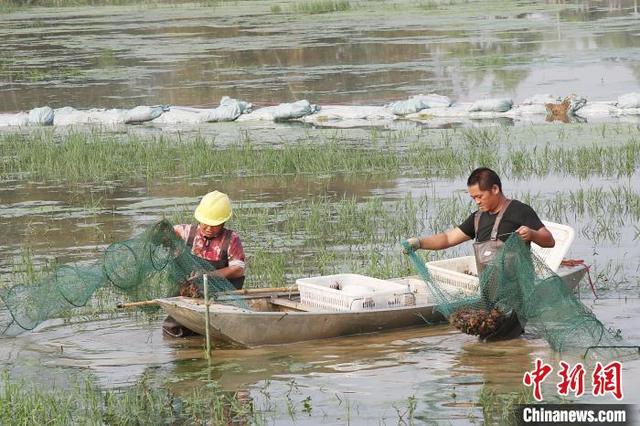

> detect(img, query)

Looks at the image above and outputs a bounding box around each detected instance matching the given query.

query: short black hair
[467,167,502,192]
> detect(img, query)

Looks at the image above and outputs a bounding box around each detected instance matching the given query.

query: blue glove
[402,237,421,254]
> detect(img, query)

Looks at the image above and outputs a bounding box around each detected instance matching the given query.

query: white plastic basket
[426,256,479,295]
[296,273,415,311]
[425,221,575,294]
[533,221,575,272]
[387,276,433,305]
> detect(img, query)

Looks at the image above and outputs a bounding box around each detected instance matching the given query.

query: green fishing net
[404,235,627,356]
[0,219,246,335]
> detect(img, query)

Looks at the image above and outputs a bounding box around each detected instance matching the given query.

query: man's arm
[215,265,245,279]
[516,225,555,248]
[415,227,471,250]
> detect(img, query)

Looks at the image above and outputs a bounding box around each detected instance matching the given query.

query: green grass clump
[0,130,400,183]
[292,0,350,14]
[1,126,639,184]
[0,371,254,425]
[478,384,533,425]
[4,0,160,6]
[418,0,466,11]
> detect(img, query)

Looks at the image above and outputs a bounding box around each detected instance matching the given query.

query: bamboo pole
[116,300,160,309]
[116,286,298,309]
[203,274,211,360]
[221,286,297,295]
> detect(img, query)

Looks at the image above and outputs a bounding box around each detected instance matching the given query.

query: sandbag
[124,105,168,124]
[468,98,513,112]
[28,106,54,126]
[576,102,617,117]
[152,98,252,124]
[54,107,126,126]
[413,94,452,108]
[240,100,318,121]
[302,105,394,122]
[406,103,472,118]
[616,92,640,109]
[53,107,88,126]
[388,97,428,115]
[150,107,206,124]
[201,96,253,122]
[226,96,253,115]
[271,100,319,120]
[388,94,452,116]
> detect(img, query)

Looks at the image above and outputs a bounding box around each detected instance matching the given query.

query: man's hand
[517,225,555,247]
[516,226,535,242]
[403,237,421,254]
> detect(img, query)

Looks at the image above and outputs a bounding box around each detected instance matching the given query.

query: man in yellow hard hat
[173,190,246,289]
[163,191,245,337]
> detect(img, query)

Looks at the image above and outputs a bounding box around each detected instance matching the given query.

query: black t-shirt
[458,199,544,242]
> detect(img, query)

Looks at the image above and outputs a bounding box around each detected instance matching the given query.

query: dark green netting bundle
[0,220,246,335]
[404,235,629,356]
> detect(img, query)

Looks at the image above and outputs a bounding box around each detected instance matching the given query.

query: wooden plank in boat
[269,296,333,312]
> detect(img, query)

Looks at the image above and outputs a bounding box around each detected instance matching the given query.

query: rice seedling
[0,371,259,425]
[463,53,509,68]
[518,186,640,225]
[392,395,417,423]
[1,125,638,184]
[477,384,532,425]
[291,0,351,14]
[0,130,400,183]
[1,0,187,8]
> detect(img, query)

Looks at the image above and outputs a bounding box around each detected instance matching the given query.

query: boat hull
[158,299,441,346]
[156,266,587,347]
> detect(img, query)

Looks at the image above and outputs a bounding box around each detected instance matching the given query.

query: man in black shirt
[406,167,554,252]
[405,167,555,340]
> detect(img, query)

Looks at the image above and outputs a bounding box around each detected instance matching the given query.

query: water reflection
[1,1,639,111]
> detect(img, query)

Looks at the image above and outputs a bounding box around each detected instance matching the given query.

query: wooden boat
[155,263,587,347]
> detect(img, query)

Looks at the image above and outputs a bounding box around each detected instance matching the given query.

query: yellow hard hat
[194,191,232,226]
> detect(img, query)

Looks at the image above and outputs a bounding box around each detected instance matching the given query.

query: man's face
[199,223,223,238]
[467,183,500,212]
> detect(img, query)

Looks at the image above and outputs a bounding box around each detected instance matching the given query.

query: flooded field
[1,0,640,424]
[2,123,639,423]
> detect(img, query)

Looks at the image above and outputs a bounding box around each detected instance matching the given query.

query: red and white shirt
[173,224,246,270]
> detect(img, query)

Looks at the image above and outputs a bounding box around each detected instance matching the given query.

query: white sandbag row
[3,105,170,126]
[2,92,640,129]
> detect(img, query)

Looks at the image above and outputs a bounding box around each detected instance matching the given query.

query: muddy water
[1,295,639,423]
[1,0,640,111]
